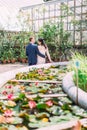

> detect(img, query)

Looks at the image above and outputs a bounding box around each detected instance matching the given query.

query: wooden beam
[0,94,67,100]
[11,79,62,84]
[26,93,67,98]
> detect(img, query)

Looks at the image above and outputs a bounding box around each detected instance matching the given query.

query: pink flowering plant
[46,100,53,107]
[28,100,36,109]
[7,94,14,100]
[3,109,14,117]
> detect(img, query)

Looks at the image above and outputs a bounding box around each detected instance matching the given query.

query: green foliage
[0,30,33,62]
[68,53,87,91]
[20,48,26,59]
[38,22,72,61]
[37,103,47,109]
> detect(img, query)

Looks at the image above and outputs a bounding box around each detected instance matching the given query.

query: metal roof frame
[21,0,73,10]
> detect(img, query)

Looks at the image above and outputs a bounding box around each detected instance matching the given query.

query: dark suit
[26,43,45,65]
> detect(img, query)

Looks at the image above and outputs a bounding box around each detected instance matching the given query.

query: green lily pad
[0,127,8,130]
[29,115,37,123]
[61,103,71,111]
[37,103,47,109]
[8,125,28,130]
[13,117,23,124]
[60,97,73,104]
[36,112,50,119]
[50,115,70,123]
[28,122,50,129]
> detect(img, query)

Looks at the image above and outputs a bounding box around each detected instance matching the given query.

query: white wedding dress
[37,45,51,64]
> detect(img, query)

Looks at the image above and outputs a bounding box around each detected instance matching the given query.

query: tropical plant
[0,30,33,63]
[20,49,26,59]
[38,22,72,61]
[68,53,87,91]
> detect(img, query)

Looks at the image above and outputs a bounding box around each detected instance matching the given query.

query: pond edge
[62,72,87,109]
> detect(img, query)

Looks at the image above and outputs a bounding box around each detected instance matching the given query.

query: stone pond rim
[62,72,87,109]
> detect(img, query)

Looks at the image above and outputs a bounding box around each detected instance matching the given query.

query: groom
[26,37,45,65]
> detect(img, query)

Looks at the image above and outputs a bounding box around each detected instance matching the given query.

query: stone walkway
[0,63,27,73]
[0,62,69,73]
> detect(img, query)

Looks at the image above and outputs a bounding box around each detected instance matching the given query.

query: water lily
[29,83,32,87]
[37,69,44,75]
[2,91,8,95]
[6,117,14,123]
[20,86,25,91]
[4,109,14,117]
[5,85,12,89]
[7,94,13,100]
[37,69,43,73]
[7,100,16,107]
[28,100,36,109]
[0,115,6,123]
[46,100,53,107]
[42,118,49,122]
[35,82,39,86]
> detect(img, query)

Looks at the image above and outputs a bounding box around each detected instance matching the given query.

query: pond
[0,65,87,130]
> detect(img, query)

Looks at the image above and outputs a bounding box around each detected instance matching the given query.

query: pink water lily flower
[28,100,36,109]
[4,109,14,117]
[37,69,44,75]
[35,82,39,86]
[2,91,8,95]
[5,85,12,89]
[7,94,13,100]
[29,83,32,87]
[46,100,53,107]
[37,69,43,73]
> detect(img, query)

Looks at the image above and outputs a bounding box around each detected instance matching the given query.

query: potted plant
[20,48,26,63]
[1,57,7,64]
[8,48,16,63]
[1,51,8,64]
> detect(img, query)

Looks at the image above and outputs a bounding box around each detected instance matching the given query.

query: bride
[37,38,52,64]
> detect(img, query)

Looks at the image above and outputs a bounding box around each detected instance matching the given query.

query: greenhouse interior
[0,0,87,129]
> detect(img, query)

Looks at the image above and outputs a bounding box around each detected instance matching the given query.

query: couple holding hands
[26,37,52,66]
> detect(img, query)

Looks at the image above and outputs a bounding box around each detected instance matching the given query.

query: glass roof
[0,0,87,31]
[0,0,43,30]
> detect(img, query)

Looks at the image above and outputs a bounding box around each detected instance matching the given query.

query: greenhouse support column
[54,4,56,22]
[43,4,45,25]
[67,0,69,31]
[80,0,83,45]
[49,4,50,22]
[38,7,39,32]
[73,0,76,45]
[31,8,33,32]
[60,2,63,45]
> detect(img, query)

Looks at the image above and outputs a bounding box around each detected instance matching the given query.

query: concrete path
[0,63,27,73]
[0,62,69,74]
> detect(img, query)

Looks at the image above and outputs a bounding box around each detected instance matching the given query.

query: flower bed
[0,65,87,130]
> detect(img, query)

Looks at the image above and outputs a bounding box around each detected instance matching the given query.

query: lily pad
[36,112,50,119]
[12,117,23,124]
[37,103,47,109]
[8,125,28,130]
[28,122,50,129]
